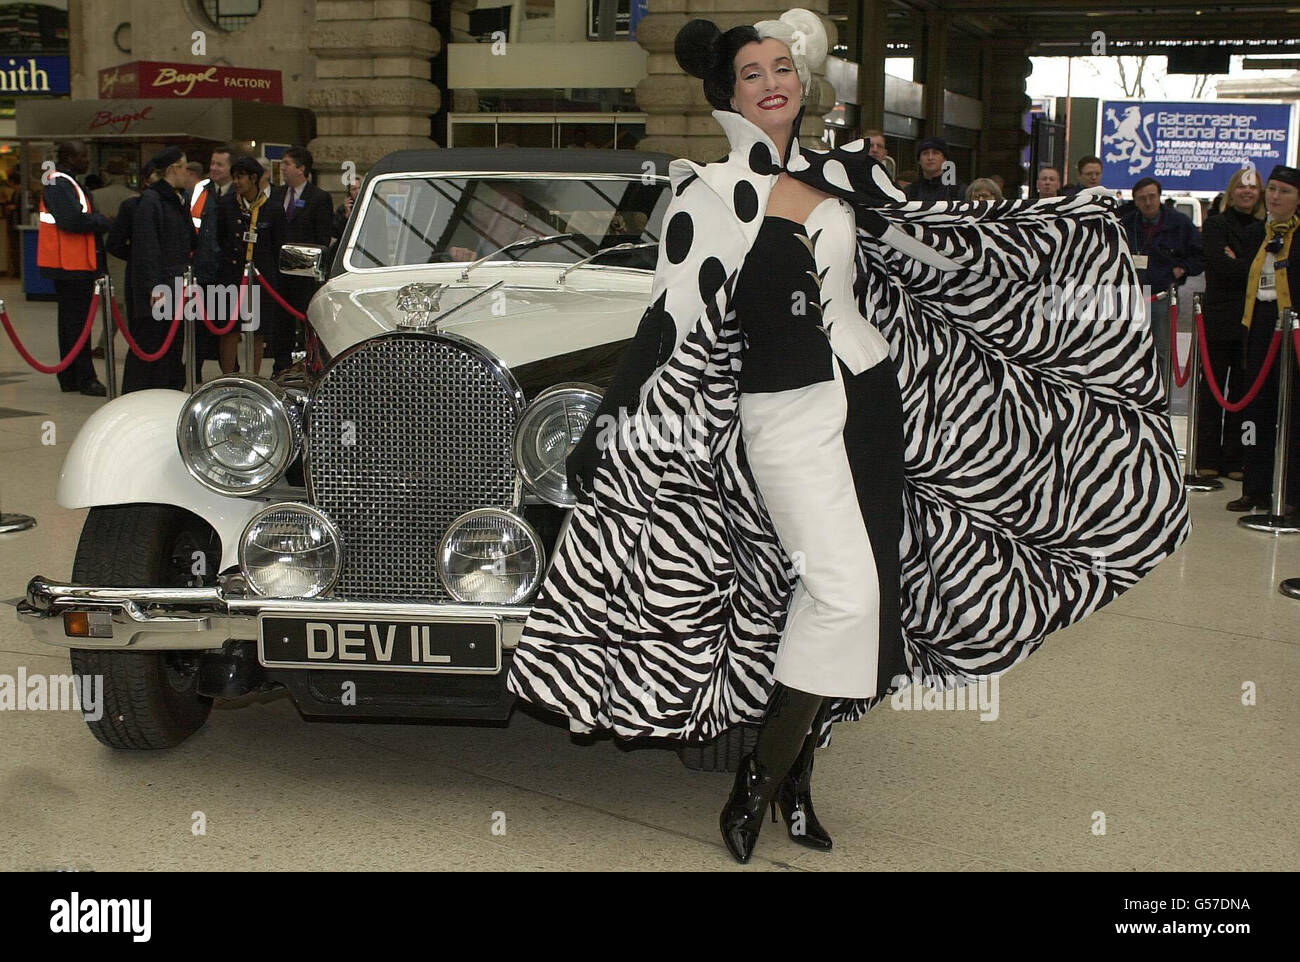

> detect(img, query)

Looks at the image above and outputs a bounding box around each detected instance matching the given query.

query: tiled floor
[0,278,1296,871]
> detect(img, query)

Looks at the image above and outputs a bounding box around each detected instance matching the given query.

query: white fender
[56,389,266,572]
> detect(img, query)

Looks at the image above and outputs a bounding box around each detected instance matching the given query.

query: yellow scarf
[1243,214,1300,328]
[240,190,267,263]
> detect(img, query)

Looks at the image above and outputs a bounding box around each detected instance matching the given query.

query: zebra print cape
[506,107,1191,746]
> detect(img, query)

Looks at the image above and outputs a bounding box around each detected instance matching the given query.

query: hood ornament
[395,282,446,331]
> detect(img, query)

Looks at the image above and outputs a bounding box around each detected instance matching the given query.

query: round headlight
[437,509,543,605]
[513,383,602,507]
[240,503,342,598]
[177,377,299,495]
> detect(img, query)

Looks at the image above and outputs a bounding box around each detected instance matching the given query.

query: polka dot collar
[710,103,809,175]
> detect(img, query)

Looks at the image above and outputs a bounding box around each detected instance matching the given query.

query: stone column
[635,1,836,163]
[449,0,479,115]
[308,0,442,196]
[921,10,949,140]
[850,0,888,138]
[983,34,1033,196]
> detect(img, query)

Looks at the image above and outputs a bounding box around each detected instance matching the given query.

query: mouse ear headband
[675,8,829,110]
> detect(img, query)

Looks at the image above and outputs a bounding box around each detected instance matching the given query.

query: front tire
[69,504,219,750]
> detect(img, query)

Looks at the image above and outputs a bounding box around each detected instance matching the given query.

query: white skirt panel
[738,361,883,698]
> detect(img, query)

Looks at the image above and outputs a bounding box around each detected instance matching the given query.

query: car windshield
[346,174,670,271]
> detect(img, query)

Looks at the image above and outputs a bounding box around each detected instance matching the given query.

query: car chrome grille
[307,333,522,600]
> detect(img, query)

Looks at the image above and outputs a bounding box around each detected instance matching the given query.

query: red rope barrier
[1170,301,1195,388]
[111,296,183,363]
[1197,313,1280,413]
[254,269,307,321]
[0,294,100,374]
[199,276,242,336]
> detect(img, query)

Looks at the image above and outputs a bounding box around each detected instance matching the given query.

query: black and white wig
[674,7,829,112]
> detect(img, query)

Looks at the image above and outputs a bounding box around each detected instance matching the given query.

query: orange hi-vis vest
[190,178,210,232]
[37,171,98,273]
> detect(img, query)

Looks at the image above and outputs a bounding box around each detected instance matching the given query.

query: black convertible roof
[368,148,675,179]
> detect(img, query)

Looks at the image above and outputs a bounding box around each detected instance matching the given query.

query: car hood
[306,264,652,368]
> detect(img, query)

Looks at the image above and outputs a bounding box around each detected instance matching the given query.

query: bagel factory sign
[98,61,282,104]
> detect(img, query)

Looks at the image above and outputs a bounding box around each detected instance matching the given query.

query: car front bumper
[16,575,530,652]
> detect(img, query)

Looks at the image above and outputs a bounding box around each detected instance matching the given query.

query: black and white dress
[506,105,1191,746]
[733,205,907,699]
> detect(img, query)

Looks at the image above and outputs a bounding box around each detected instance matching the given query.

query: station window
[200,0,262,32]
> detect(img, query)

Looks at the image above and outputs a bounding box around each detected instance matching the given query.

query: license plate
[258,614,501,673]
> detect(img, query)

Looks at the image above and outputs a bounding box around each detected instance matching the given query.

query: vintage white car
[18,148,748,769]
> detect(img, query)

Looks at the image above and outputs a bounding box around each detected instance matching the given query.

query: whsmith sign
[0,56,70,95]
[1100,99,1296,192]
[98,61,282,104]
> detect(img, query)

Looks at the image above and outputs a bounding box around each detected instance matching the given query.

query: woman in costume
[506,9,1190,864]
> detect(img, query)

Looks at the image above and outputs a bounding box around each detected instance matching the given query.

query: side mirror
[280,243,327,281]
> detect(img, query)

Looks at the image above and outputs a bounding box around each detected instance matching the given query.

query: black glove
[856,206,889,238]
[565,290,676,497]
[565,416,603,497]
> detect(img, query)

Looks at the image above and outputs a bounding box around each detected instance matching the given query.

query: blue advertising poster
[629,0,648,41]
[0,56,71,96]
[1100,100,1295,192]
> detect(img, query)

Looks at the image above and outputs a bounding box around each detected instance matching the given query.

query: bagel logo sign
[97,61,283,103]
[152,65,218,97]
[88,105,152,133]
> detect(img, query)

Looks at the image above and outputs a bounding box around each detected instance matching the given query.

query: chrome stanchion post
[1164,283,1177,399]
[98,273,117,399]
[1281,577,1300,599]
[1184,293,1222,491]
[183,266,198,392]
[1161,285,1184,458]
[242,261,256,377]
[1240,307,1300,533]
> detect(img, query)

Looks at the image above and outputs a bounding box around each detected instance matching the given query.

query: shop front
[15,96,313,298]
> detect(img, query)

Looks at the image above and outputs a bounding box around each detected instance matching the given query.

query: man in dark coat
[903,136,966,201]
[329,179,360,266]
[104,161,158,363]
[1199,174,1263,481]
[1120,177,1205,390]
[123,147,193,392]
[1061,156,1104,198]
[270,146,333,373]
[37,140,110,395]
[215,154,286,375]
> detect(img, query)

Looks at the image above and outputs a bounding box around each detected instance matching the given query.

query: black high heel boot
[718,751,779,864]
[773,701,833,850]
[719,683,823,864]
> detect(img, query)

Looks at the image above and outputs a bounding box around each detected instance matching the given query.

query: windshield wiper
[457,233,576,281]
[556,242,658,285]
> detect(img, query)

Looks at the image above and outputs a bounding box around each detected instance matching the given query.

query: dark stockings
[754,683,824,782]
